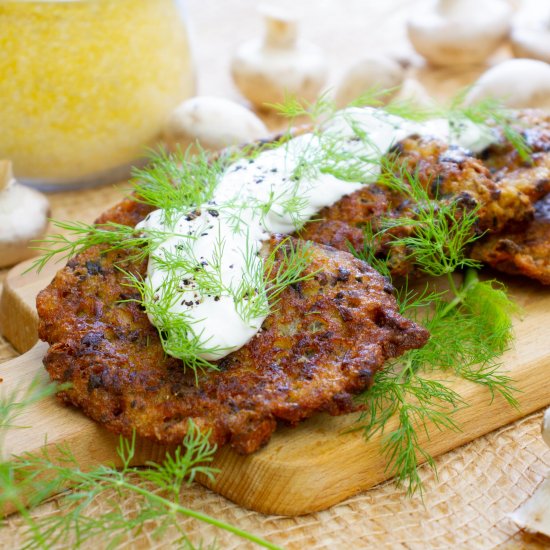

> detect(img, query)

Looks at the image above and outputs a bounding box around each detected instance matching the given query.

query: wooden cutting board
[1,259,550,516]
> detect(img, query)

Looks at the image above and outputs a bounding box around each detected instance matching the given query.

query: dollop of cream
[139,107,498,361]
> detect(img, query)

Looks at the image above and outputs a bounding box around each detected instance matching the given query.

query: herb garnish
[352,160,519,495]
[0,383,281,549]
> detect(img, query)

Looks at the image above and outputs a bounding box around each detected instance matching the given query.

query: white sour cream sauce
[137,108,497,361]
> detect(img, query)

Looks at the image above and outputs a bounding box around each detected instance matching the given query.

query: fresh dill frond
[442,91,532,162]
[131,146,224,230]
[264,90,336,123]
[356,268,519,496]
[29,221,149,273]
[263,238,317,306]
[372,161,484,277]
[0,391,280,549]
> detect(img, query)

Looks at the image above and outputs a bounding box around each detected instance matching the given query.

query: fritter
[469,110,550,284]
[471,194,550,285]
[299,135,535,276]
[37,198,429,454]
[480,110,550,206]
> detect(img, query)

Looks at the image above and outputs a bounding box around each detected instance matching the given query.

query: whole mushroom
[163,96,268,153]
[407,0,512,66]
[231,5,327,109]
[510,0,550,64]
[465,59,550,110]
[392,78,435,109]
[0,160,50,268]
[508,407,550,537]
[334,55,405,108]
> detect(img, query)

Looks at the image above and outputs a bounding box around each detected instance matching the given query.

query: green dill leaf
[441,91,532,162]
[357,267,519,495]
[131,146,223,230]
[0,388,280,549]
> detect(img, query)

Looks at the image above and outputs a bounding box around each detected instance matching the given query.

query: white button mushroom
[508,407,550,537]
[231,6,327,109]
[392,78,435,109]
[543,407,550,448]
[407,0,512,66]
[0,160,49,268]
[464,59,550,110]
[163,96,268,153]
[334,55,405,108]
[510,0,550,64]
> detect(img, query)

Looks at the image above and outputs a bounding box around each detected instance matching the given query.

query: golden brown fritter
[471,194,550,285]
[467,110,550,284]
[37,198,429,454]
[299,135,535,277]
[480,110,550,206]
[481,110,550,175]
[393,136,534,233]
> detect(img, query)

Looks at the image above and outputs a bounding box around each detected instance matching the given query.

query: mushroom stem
[264,13,297,49]
[0,160,13,191]
[437,0,468,15]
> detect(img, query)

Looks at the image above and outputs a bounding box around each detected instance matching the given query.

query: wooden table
[1,1,549,547]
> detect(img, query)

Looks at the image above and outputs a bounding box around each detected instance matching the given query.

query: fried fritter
[467,110,550,284]
[299,135,535,276]
[471,194,550,285]
[37,198,429,454]
[480,110,550,205]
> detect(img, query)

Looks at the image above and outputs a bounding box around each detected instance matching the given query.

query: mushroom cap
[334,55,405,108]
[163,96,268,152]
[0,181,50,268]
[392,78,435,109]
[407,0,511,66]
[511,28,550,63]
[510,1,550,63]
[465,59,550,109]
[231,38,327,107]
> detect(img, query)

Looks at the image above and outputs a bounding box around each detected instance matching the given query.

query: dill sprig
[0,384,280,549]
[29,220,197,274]
[131,147,224,229]
[352,151,519,494]
[269,89,532,163]
[443,91,532,163]
[356,269,518,496]
[375,162,483,277]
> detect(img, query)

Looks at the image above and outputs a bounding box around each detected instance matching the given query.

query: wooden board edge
[200,370,550,516]
[0,279,38,354]
[1,341,549,517]
[0,258,58,354]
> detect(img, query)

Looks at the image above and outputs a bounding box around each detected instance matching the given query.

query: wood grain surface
[1,260,549,515]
